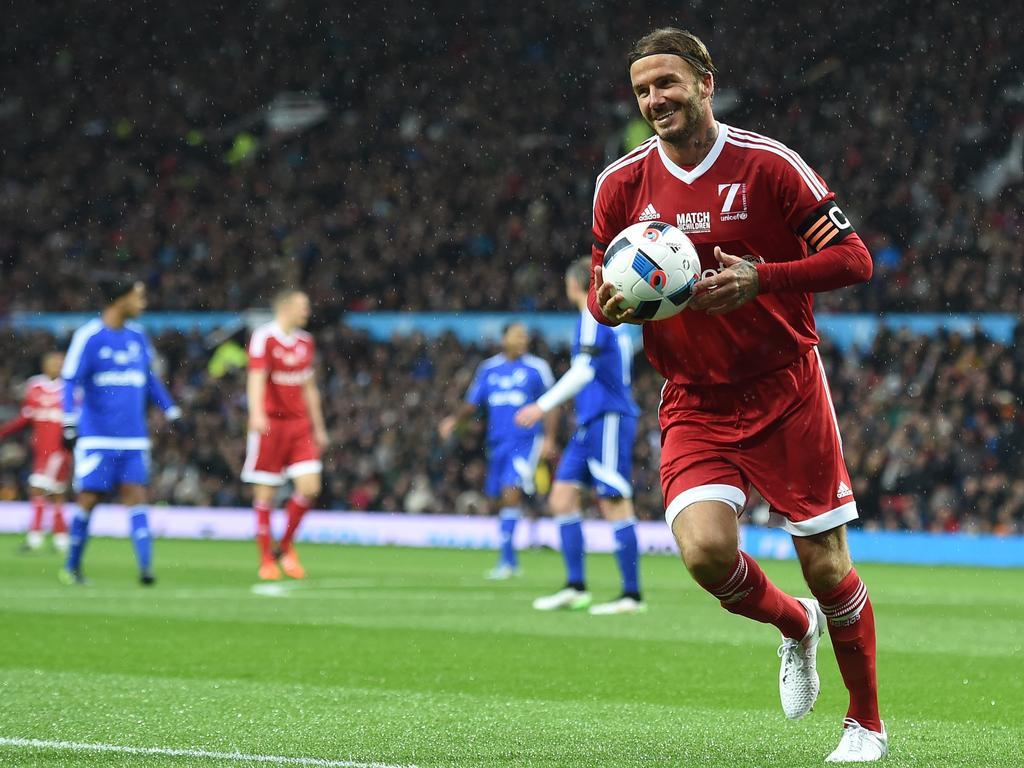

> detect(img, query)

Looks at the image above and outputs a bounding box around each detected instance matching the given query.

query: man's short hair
[565,257,592,291]
[97,277,138,306]
[627,27,716,76]
[271,288,304,310]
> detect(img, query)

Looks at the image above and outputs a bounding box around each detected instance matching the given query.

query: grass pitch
[0,534,1021,767]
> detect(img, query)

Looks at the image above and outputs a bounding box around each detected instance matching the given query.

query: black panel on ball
[633,300,661,320]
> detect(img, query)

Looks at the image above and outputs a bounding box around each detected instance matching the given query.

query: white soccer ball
[602,221,702,321]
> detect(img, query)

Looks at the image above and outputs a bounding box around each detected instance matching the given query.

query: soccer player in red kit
[590,29,885,763]
[241,289,328,580]
[0,351,69,552]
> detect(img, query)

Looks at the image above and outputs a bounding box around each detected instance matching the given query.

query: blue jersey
[573,311,639,426]
[62,319,177,449]
[466,354,554,445]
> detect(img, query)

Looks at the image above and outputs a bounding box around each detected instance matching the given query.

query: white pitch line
[0,736,417,768]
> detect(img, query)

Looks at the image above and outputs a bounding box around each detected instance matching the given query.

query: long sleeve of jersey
[61,331,91,423]
[536,355,596,412]
[144,342,177,414]
[0,412,30,438]
[756,235,872,293]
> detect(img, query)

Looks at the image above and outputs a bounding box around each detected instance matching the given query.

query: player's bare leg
[533,482,591,611]
[275,472,320,579]
[671,500,822,719]
[252,484,280,580]
[794,527,886,762]
[588,497,645,615]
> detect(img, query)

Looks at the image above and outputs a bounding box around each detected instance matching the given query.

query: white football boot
[825,719,888,762]
[532,587,592,611]
[588,596,648,615]
[485,564,521,581]
[778,597,826,719]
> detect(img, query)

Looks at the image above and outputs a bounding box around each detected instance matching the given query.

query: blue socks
[557,514,585,588]
[130,506,152,572]
[498,507,520,568]
[65,509,91,572]
[613,519,640,596]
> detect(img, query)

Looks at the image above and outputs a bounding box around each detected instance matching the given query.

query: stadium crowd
[1,1,1021,316]
[2,323,1022,535]
[1,1,1021,533]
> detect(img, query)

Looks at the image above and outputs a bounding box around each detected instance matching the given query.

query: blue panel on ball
[631,249,662,279]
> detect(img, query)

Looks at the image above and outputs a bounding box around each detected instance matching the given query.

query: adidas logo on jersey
[837,482,853,499]
[637,203,660,221]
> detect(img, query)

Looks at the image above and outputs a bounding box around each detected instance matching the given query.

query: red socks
[255,502,273,561]
[702,551,810,641]
[29,496,45,532]
[279,493,311,553]
[51,501,67,535]
[813,568,881,732]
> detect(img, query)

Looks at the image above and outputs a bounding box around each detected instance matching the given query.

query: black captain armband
[796,201,856,252]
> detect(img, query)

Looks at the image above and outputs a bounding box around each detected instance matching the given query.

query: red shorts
[30,447,70,494]
[660,347,857,537]
[241,418,321,486]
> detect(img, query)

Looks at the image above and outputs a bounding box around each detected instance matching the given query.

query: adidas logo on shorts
[638,203,660,221]
[836,481,853,499]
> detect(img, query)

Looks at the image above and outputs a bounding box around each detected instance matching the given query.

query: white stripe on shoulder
[579,310,599,347]
[593,139,658,209]
[247,322,274,357]
[522,354,555,388]
[725,127,827,200]
[480,353,506,370]
[61,319,103,379]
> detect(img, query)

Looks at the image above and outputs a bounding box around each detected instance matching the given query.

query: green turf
[0,535,1021,767]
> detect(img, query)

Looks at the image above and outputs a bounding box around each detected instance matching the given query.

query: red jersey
[247,322,315,422]
[0,375,64,456]
[591,123,867,385]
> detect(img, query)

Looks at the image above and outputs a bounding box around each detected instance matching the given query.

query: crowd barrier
[1,503,1020,568]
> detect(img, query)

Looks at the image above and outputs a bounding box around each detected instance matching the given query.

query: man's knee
[671,502,739,584]
[794,527,853,592]
[548,483,578,516]
[295,475,321,500]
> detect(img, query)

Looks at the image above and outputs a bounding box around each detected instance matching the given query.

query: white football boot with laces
[485,564,520,581]
[778,597,826,719]
[825,718,888,762]
[588,596,648,615]
[532,587,592,611]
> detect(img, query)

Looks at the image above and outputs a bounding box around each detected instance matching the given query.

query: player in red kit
[0,351,70,553]
[589,29,884,763]
[241,289,328,580]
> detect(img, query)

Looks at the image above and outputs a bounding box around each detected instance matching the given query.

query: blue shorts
[554,413,635,498]
[485,435,543,498]
[73,445,150,493]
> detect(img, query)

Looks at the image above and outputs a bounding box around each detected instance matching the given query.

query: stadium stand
[1,1,1020,532]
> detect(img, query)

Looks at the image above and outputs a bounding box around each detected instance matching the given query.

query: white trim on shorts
[240,431,284,486]
[285,460,322,479]
[586,412,633,499]
[767,500,859,537]
[665,484,747,528]
[28,473,65,494]
[511,434,544,495]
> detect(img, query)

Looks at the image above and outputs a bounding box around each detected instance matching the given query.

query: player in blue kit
[439,323,555,579]
[516,258,644,615]
[59,278,181,585]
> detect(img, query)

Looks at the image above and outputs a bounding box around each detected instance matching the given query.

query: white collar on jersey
[269,321,300,346]
[656,122,729,185]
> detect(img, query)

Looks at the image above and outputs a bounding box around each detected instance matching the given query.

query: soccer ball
[602,221,702,321]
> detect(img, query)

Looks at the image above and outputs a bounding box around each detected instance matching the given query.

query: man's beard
[654,94,705,148]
